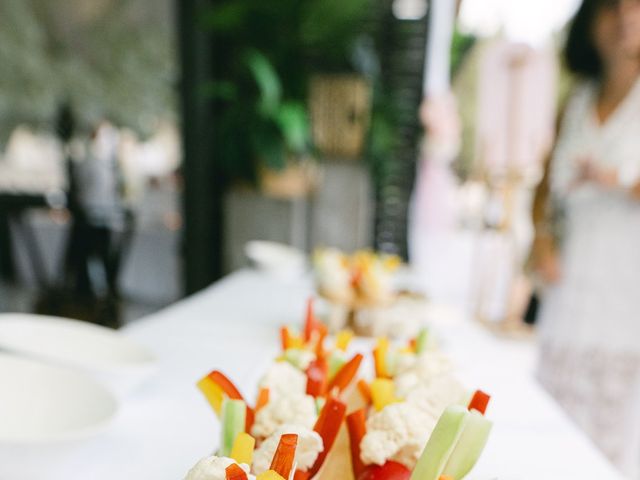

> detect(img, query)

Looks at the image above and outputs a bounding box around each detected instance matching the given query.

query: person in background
[531,0,640,476]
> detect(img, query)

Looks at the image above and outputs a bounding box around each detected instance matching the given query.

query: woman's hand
[573,157,619,189]
[531,235,561,284]
[536,250,562,284]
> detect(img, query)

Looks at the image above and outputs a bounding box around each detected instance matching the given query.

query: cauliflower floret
[360,402,438,469]
[314,249,354,302]
[259,361,307,399]
[251,393,317,439]
[358,262,395,303]
[405,375,468,416]
[184,456,254,480]
[252,424,324,475]
[283,348,316,371]
[413,351,454,380]
[394,351,455,398]
[391,352,417,376]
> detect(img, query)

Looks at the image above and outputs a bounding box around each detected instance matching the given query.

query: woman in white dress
[533,0,640,476]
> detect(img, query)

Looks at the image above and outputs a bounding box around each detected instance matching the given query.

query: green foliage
[199,0,373,183]
[450,29,477,78]
[0,0,175,142]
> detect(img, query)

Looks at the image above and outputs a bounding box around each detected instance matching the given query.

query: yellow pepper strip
[230,432,256,465]
[289,334,304,349]
[370,378,399,412]
[335,330,354,351]
[197,375,224,415]
[373,337,390,378]
[383,254,401,270]
[256,470,285,480]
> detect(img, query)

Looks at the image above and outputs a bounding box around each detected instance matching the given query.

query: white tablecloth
[9,270,624,480]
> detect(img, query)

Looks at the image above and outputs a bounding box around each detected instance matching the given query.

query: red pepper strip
[304,297,316,342]
[255,387,270,411]
[225,464,248,480]
[245,406,255,433]
[468,390,491,415]
[351,267,362,289]
[346,409,368,478]
[357,380,372,404]
[307,397,347,477]
[208,371,255,432]
[326,353,363,394]
[293,470,310,480]
[306,358,329,397]
[357,461,411,480]
[315,323,328,361]
[208,371,244,400]
[270,433,298,480]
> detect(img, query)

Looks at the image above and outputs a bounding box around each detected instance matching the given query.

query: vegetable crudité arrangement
[186,299,493,480]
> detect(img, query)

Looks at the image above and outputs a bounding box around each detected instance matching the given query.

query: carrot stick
[269,433,298,480]
[326,353,363,394]
[280,326,289,351]
[225,464,248,480]
[255,387,270,411]
[307,397,347,476]
[468,390,491,415]
[346,409,368,478]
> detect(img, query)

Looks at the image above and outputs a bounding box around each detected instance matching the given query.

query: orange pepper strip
[269,433,298,480]
[346,408,368,478]
[255,387,270,411]
[326,353,363,394]
[307,397,347,477]
[357,379,372,404]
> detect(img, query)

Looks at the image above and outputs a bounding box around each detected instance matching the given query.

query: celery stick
[410,405,468,480]
[386,349,400,376]
[283,349,306,370]
[442,410,492,479]
[220,398,246,457]
[315,396,326,414]
[328,353,346,380]
[415,328,429,354]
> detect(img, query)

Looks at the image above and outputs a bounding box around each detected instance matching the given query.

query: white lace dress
[537,78,640,478]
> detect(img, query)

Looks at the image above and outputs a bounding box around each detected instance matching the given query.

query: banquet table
[10,269,624,480]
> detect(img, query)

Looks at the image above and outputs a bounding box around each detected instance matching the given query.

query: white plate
[245,240,306,276]
[0,314,157,396]
[0,353,118,444]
